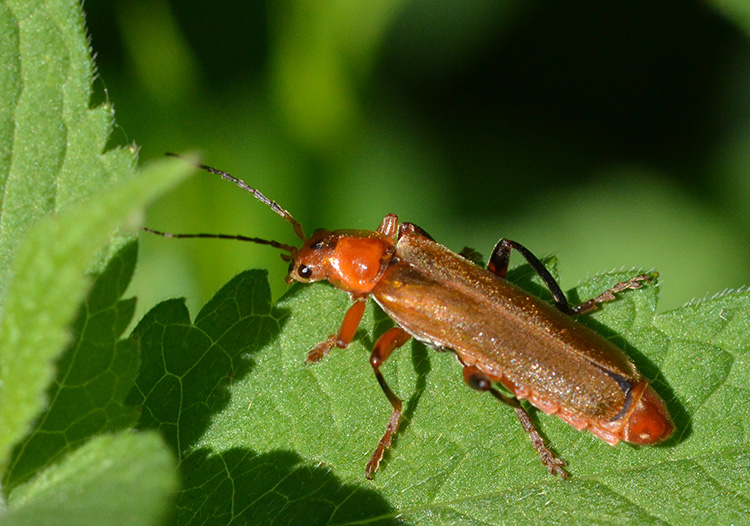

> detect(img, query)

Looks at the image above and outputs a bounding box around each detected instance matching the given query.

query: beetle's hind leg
[462,365,569,479]
[487,238,652,315]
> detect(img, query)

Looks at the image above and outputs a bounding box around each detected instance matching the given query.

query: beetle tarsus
[514,406,569,479]
[365,404,402,479]
[569,273,654,315]
[306,336,335,363]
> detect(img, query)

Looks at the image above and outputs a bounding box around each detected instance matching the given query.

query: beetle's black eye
[297,265,312,279]
[310,240,325,250]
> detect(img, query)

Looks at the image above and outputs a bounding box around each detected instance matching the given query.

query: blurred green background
[84,1,750,320]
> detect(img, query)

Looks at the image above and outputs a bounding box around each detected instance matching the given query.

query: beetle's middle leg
[462,364,569,478]
[487,238,652,315]
[365,326,412,479]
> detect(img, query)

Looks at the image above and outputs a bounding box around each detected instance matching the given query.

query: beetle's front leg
[306,299,367,363]
[365,326,412,479]
[488,238,652,315]
[463,365,569,478]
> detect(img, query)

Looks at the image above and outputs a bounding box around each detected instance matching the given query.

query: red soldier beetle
[144,154,674,479]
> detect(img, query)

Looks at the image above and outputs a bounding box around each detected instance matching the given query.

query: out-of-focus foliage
[84,1,750,317]
[0,1,196,521]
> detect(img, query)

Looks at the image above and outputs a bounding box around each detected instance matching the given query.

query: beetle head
[284,229,333,284]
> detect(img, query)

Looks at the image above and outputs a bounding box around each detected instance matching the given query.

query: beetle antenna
[141,227,297,261]
[165,152,306,241]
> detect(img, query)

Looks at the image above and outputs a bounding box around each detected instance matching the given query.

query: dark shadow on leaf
[127,270,290,457]
[404,342,431,430]
[176,447,405,526]
[372,302,396,342]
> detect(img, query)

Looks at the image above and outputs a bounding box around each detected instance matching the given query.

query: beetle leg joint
[463,366,492,391]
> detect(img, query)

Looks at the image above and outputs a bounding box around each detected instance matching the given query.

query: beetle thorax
[327,235,395,294]
[289,230,396,295]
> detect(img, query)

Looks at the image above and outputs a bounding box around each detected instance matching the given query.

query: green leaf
[132,263,749,524]
[0,154,191,479]
[0,0,190,523]
[0,0,137,294]
[3,242,141,491]
[2,432,176,526]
